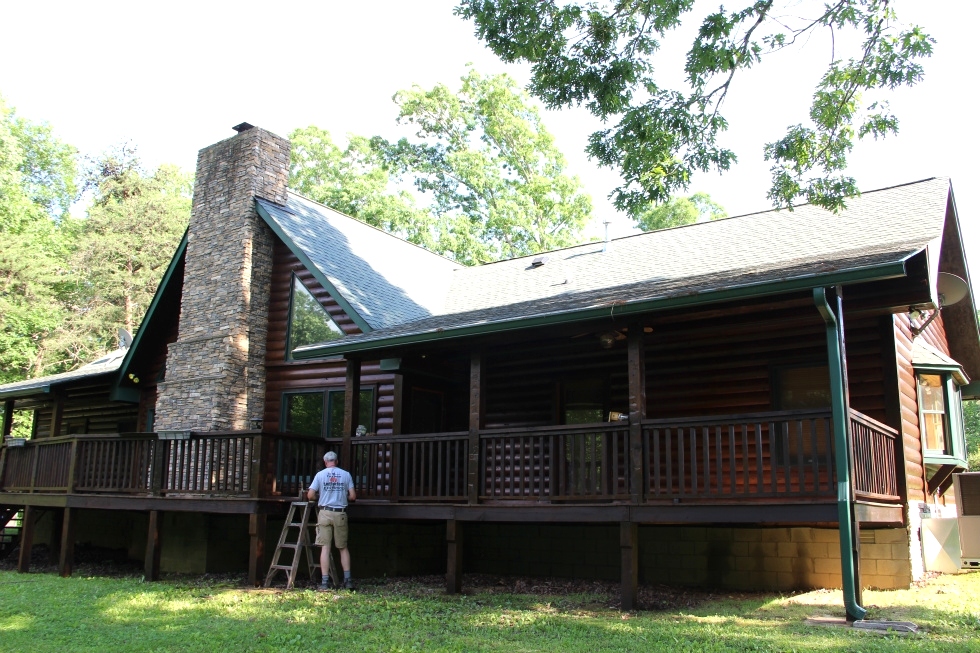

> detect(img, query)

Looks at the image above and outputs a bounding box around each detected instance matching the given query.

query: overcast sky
[2,0,976,291]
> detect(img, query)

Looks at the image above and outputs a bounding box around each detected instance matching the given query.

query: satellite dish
[118,328,134,349]
[938,272,969,307]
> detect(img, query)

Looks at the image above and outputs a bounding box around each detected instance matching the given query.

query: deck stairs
[0,507,23,559]
[264,501,320,589]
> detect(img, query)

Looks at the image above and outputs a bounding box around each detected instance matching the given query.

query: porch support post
[447,518,463,594]
[2,399,13,437]
[58,507,76,577]
[627,322,647,503]
[814,287,866,622]
[49,391,64,438]
[342,358,361,467]
[620,520,638,610]
[17,505,35,573]
[467,352,483,504]
[145,510,163,581]
[248,512,267,587]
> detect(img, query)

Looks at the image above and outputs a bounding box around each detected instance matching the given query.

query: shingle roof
[294,177,952,355]
[257,193,460,330]
[0,348,127,400]
[912,339,970,384]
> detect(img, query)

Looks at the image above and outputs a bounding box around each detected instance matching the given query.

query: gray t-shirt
[309,467,353,509]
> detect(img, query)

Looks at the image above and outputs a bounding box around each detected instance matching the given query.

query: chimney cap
[232,122,255,133]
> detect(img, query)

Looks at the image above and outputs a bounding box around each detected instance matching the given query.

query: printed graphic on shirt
[310,468,352,508]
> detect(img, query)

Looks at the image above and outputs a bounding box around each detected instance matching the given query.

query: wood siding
[895,315,925,501]
[33,384,139,436]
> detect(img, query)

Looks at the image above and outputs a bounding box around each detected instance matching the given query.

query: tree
[44,149,191,369]
[966,400,980,470]
[377,68,593,264]
[634,191,726,231]
[0,95,77,384]
[288,126,437,250]
[456,1,934,214]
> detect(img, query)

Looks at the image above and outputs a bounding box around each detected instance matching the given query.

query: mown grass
[0,570,977,652]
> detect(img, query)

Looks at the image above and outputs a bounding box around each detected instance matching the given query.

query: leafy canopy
[634,191,726,231]
[376,68,593,264]
[43,147,191,370]
[291,71,593,265]
[456,0,934,213]
[0,95,77,384]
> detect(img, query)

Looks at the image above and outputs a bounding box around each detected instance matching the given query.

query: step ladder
[0,508,22,559]
[264,501,320,589]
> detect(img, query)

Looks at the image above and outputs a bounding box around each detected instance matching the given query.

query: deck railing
[848,409,900,502]
[480,423,630,500]
[642,410,837,500]
[0,408,899,506]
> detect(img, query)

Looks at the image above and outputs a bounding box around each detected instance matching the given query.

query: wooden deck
[0,408,901,518]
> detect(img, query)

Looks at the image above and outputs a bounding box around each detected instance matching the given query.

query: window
[281,387,375,437]
[916,372,965,460]
[286,276,344,360]
[773,364,832,464]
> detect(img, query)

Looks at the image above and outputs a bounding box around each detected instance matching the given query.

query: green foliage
[288,126,437,249]
[456,1,934,214]
[964,399,980,470]
[634,191,726,231]
[0,95,77,383]
[0,571,979,652]
[287,277,344,357]
[42,149,191,370]
[376,68,593,264]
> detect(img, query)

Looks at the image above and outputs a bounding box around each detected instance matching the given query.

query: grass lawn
[0,569,977,652]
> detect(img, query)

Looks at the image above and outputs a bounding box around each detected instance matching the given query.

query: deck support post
[58,507,76,577]
[17,505,35,573]
[467,352,483,504]
[342,358,361,468]
[145,510,163,581]
[814,287,865,622]
[627,323,647,503]
[620,521,638,610]
[446,518,463,594]
[248,512,267,587]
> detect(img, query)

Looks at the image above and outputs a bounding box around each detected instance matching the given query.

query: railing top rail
[7,433,160,446]
[352,431,469,444]
[642,408,833,428]
[847,409,899,438]
[478,422,629,437]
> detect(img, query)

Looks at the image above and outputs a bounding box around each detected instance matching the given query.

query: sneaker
[319,578,331,591]
[343,578,354,590]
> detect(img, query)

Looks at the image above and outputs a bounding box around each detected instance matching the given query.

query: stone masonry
[154,126,289,431]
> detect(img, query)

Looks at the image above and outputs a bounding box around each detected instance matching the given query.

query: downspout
[814,287,867,622]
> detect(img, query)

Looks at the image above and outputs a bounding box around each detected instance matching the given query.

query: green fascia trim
[294,258,910,359]
[923,455,968,468]
[0,385,52,401]
[114,232,188,391]
[255,201,373,334]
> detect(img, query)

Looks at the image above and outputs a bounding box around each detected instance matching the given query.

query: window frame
[284,273,345,362]
[280,386,376,438]
[915,367,967,464]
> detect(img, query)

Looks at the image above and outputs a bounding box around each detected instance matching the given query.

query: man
[307,450,356,590]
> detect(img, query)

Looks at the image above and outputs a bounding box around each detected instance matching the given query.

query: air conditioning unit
[953,472,980,569]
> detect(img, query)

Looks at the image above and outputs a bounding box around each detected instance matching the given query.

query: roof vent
[232,122,255,133]
[531,256,548,268]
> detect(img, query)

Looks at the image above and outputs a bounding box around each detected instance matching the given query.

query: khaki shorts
[315,510,349,549]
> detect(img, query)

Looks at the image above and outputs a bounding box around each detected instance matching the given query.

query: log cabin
[1,124,976,617]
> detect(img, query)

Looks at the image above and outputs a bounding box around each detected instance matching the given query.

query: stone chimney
[154,125,290,431]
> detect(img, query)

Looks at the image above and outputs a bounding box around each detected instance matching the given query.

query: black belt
[320,507,345,513]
